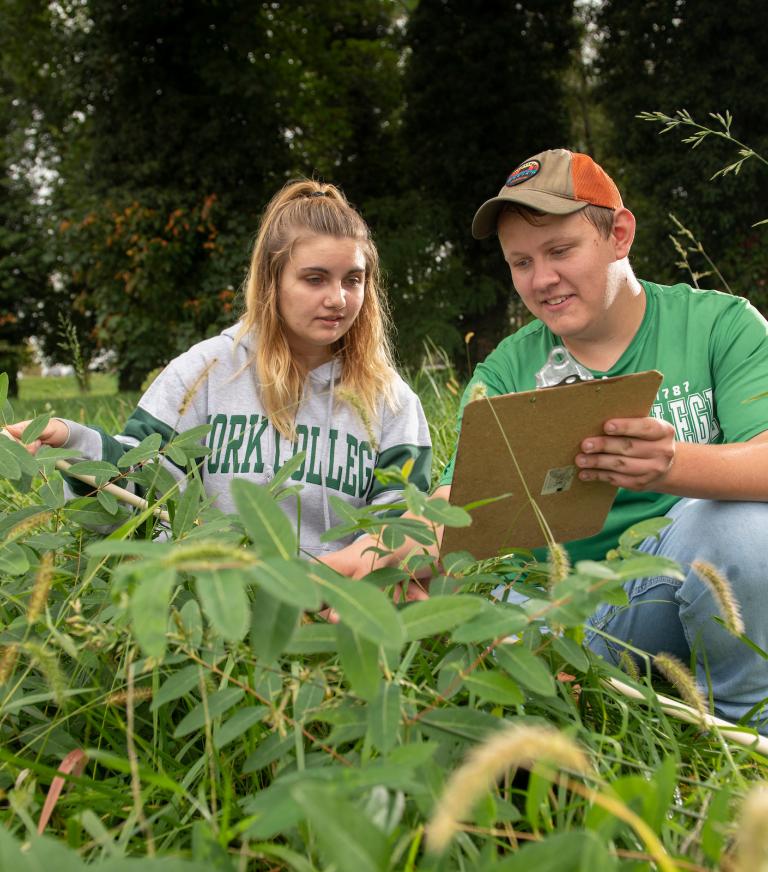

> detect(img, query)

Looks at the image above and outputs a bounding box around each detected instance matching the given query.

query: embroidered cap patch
[506,159,540,187]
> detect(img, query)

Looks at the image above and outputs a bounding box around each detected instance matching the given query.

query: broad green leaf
[400,595,484,642]
[269,449,306,490]
[0,372,7,407]
[231,478,296,558]
[130,565,177,658]
[172,477,203,538]
[243,732,295,773]
[421,496,472,527]
[615,555,684,581]
[294,671,326,722]
[96,488,120,515]
[243,784,304,840]
[618,515,673,549]
[552,636,589,672]
[284,622,337,654]
[117,433,163,468]
[195,569,250,641]
[336,623,381,701]
[451,601,528,643]
[151,664,201,711]
[213,705,269,749]
[247,557,321,611]
[310,566,404,647]
[173,687,245,738]
[178,598,203,647]
[462,669,524,706]
[290,785,388,872]
[0,435,37,476]
[0,440,22,479]
[417,707,505,743]
[495,644,556,697]
[367,682,400,754]
[490,830,617,872]
[66,459,121,484]
[66,496,128,529]
[18,412,51,445]
[38,476,66,508]
[250,592,300,661]
[0,542,29,576]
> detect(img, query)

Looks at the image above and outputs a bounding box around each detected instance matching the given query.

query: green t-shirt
[440,280,768,562]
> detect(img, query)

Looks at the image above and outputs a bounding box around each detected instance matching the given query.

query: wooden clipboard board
[440,370,663,560]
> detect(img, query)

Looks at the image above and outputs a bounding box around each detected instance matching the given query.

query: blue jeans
[585,498,768,733]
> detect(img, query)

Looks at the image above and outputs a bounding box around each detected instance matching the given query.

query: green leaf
[213,705,269,749]
[0,440,22,479]
[117,433,163,468]
[0,542,29,576]
[421,496,472,527]
[0,372,7,407]
[310,566,404,647]
[417,707,505,743]
[451,601,528,643]
[250,592,300,661]
[463,668,524,706]
[294,671,326,722]
[268,449,306,491]
[284,622,337,654]
[495,644,556,697]
[19,412,51,445]
[172,477,203,538]
[618,515,673,549]
[195,569,250,641]
[66,496,128,529]
[247,557,321,611]
[151,664,202,711]
[367,682,400,754]
[173,687,245,738]
[243,732,296,773]
[0,435,37,476]
[552,636,589,672]
[336,623,381,701]
[67,459,120,484]
[400,595,484,641]
[290,785,388,872]
[490,830,617,871]
[39,475,66,509]
[179,598,203,647]
[231,478,296,558]
[96,488,120,515]
[130,565,177,658]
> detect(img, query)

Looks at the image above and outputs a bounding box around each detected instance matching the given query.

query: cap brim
[471,191,588,239]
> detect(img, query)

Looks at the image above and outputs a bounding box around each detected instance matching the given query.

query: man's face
[497,209,625,345]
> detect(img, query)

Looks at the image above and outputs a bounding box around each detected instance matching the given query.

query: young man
[326,148,768,731]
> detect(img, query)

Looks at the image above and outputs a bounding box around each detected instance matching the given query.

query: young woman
[8,180,432,559]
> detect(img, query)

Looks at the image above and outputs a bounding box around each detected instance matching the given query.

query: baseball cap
[471,148,623,239]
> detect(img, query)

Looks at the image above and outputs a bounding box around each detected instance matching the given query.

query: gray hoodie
[62,325,432,557]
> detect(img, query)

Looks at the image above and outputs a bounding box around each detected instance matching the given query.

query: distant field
[13,374,139,430]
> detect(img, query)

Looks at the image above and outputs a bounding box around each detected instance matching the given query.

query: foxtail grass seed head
[177,357,218,417]
[654,653,707,721]
[692,559,745,637]
[426,724,591,854]
[24,642,67,707]
[733,783,768,872]
[0,644,20,684]
[468,381,488,403]
[336,387,379,451]
[6,511,54,544]
[618,649,641,683]
[28,552,55,624]
[547,543,571,585]
[107,687,153,706]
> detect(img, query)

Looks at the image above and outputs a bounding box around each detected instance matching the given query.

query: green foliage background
[2,0,765,394]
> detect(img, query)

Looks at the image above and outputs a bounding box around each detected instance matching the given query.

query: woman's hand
[575,416,676,491]
[3,419,70,454]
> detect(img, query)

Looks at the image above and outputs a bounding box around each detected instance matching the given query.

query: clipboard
[440,370,663,560]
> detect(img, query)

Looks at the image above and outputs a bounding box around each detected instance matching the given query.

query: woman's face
[277,234,366,367]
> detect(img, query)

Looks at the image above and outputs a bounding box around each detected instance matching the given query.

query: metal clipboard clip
[535,345,594,388]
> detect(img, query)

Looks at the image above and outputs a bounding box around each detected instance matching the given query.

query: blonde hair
[238,179,397,439]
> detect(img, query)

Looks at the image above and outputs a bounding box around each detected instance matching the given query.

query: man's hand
[3,419,70,454]
[576,416,676,491]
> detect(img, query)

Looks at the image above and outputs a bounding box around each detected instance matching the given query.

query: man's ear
[611,208,636,259]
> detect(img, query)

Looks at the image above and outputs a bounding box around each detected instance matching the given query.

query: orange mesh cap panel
[570,153,623,209]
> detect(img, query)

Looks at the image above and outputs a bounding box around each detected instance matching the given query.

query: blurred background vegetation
[1,0,766,396]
